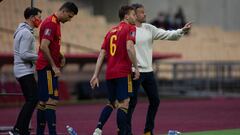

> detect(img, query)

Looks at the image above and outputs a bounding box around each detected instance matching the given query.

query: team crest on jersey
[44,29,52,36]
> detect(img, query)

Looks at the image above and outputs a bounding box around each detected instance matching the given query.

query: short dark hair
[131,3,144,10]
[118,5,134,21]
[24,7,42,19]
[59,2,78,15]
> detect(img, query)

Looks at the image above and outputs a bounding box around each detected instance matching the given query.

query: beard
[141,18,146,23]
[138,19,146,23]
[138,16,146,23]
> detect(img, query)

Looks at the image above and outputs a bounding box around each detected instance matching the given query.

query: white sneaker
[8,131,20,135]
[93,128,102,135]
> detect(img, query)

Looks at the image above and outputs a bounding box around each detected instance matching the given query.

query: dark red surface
[1,98,240,135]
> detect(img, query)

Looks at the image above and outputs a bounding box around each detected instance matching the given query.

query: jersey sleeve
[148,23,183,40]
[126,25,136,44]
[41,22,57,42]
[101,33,109,50]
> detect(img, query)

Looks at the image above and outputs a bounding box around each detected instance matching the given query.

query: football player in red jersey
[36,2,78,135]
[90,5,140,135]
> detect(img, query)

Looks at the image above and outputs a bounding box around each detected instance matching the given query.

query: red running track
[0,98,240,135]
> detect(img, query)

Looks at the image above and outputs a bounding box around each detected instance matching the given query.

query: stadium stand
[154,26,240,61]
[1,0,240,59]
[0,0,108,54]
[1,0,240,101]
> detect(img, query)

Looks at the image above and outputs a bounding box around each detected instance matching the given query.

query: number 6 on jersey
[110,35,117,56]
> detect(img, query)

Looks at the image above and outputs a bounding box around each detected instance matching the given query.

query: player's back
[102,21,136,80]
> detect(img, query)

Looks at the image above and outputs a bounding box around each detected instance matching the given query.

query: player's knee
[45,98,57,110]
[37,101,46,110]
[108,102,117,109]
[118,98,130,109]
[39,101,46,105]
[46,98,58,106]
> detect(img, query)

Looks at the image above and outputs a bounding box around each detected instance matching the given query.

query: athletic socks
[96,104,114,129]
[45,104,57,135]
[117,107,128,135]
[37,103,46,135]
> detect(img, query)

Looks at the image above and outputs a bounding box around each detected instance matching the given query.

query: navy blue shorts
[106,74,133,102]
[37,67,59,102]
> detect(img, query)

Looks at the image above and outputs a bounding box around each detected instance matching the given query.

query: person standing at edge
[10,7,42,135]
[127,3,192,135]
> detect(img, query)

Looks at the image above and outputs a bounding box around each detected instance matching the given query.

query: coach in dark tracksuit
[127,4,192,135]
[11,7,42,135]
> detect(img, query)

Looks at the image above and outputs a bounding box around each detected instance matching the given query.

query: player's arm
[90,49,106,89]
[93,49,105,77]
[151,22,192,40]
[126,40,140,80]
[60,52,65,68]
[40,39,60,76]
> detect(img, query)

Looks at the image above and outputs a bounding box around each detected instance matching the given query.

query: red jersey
[36,14,61,70]
[102,21,136,80]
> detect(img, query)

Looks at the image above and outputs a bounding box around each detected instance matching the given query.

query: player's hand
[60,56,66,68]
[90,75,99,89]
[182,22,192,33]
[52,66,61,77]
[133,69,140,80]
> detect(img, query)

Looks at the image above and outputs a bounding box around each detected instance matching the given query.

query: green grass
[177,129,240,135]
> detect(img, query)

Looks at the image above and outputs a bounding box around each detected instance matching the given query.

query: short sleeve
[126,25,136,44]
[101,33,109,50]
[41,22,56,42]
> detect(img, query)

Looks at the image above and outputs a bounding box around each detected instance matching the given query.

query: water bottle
[66,125,78,135]
[168,130,181,135]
